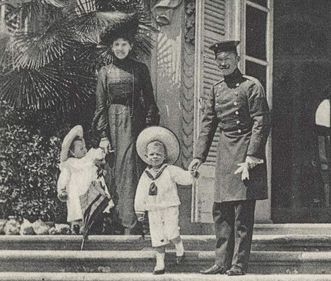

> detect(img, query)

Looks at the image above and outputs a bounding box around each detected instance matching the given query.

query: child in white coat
[135,126,196,275]
[57,125,113,233]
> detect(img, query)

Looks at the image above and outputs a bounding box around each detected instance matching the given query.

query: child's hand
[188,158,202,179]
[58,191,68,202]
[99,137,114,154]
[190,169,200,178]
[136,212,145,222]
[136,212,149,235]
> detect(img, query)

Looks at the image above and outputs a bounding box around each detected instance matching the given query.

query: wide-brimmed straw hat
[136,126,180,165]
[60,125,84,162]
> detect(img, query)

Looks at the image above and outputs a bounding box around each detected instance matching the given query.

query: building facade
[1,0,330,232]
[150,0,331,233]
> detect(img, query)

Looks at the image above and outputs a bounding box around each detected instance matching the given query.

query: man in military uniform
[188,40,270,276]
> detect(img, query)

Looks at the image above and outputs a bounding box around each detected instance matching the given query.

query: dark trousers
[213,200,256,272]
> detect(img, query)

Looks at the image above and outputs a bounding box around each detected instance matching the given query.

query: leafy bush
[0,102,68,222]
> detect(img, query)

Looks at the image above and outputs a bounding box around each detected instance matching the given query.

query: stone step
[1,273,331,281]
[254,224,331,235]
[1,234,331,251]
[1,250,331,274]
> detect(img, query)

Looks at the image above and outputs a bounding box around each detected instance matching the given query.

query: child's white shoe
[153,252,165,275]
[153,266,165,275]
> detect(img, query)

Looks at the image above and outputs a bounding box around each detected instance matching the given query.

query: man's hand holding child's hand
[188,158,202,178]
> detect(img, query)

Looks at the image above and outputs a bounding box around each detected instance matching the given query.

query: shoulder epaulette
[242,74,263,88]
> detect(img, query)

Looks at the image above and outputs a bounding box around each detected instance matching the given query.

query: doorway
[272,0,331,222]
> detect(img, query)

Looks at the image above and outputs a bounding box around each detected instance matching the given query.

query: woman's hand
[99,137,111,153]
[58,191,68,202]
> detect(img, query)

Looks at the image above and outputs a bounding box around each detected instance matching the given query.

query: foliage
[0,102,65,221]
[0,0,155,223]
[0,0,154,111]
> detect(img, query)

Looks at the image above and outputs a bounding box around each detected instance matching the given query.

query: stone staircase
[1,224,331,280]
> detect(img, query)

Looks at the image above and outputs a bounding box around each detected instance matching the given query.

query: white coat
[57,148,105,222]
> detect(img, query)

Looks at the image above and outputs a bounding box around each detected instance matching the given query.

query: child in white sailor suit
[134,126,195,275]
[57,125,114,233]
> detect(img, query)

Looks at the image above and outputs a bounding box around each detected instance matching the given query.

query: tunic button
[234,101,238,106]
[238,129,242,133]
[216,102,219,106]
[235,111,239,115]
[236,83,240,87]
[236,120,240,124]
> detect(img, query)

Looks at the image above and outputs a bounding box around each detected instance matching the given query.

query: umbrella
[79,179,110,250]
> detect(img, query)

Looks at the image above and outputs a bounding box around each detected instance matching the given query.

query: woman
[92,22,159,234]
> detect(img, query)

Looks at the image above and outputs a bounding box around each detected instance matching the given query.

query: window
[193,0,273,223]
[246,5,267,60]
[249,0,268,8]
[241,0,272,106]
[193,0,229,223]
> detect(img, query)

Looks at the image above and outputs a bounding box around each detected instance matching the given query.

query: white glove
[245,156,264,169]
[234,156,264,181]
[234,162,250,181]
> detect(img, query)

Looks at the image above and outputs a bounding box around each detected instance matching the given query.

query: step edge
[1,250,331,261]
[1,272,331,281]
[2,234,331,243]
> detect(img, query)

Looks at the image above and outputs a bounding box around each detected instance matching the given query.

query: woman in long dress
[92,23,159,234]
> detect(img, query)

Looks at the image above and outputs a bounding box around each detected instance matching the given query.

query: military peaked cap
[209,40,240,55]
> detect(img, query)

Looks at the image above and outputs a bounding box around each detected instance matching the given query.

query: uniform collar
[224,68,243,87]
[224,68,242,82]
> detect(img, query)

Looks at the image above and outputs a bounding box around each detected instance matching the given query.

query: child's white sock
[174,239,184,257]
[155,252,165,270]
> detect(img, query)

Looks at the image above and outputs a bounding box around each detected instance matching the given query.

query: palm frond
[70,42,113,72]
[9,21,75,69]
[0,30,13,71]
[0,62,96,111]
[67,11,135,44]
[0,0,157,111]
[96,0,144,13]
[43,0,67,8]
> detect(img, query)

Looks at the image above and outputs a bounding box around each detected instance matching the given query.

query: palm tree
[0,0,155,111]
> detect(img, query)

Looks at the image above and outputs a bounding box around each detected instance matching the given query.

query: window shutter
[192,0,229,223]
[201,0,227,165]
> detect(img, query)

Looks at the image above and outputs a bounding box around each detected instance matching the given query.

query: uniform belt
[220,125,252,134]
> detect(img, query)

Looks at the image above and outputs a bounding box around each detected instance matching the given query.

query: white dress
[57,148,106,222]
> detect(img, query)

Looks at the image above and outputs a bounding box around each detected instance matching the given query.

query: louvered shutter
[200,0,226,165]
[192,0,229,223]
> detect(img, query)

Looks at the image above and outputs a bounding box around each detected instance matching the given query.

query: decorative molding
[184,0,195,45]
[180,42,195,168]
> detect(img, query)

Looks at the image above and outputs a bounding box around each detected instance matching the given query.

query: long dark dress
[93,57,159,230]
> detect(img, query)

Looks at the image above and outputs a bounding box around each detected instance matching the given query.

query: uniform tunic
[194,69,270,202]
[93,58,159,229]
